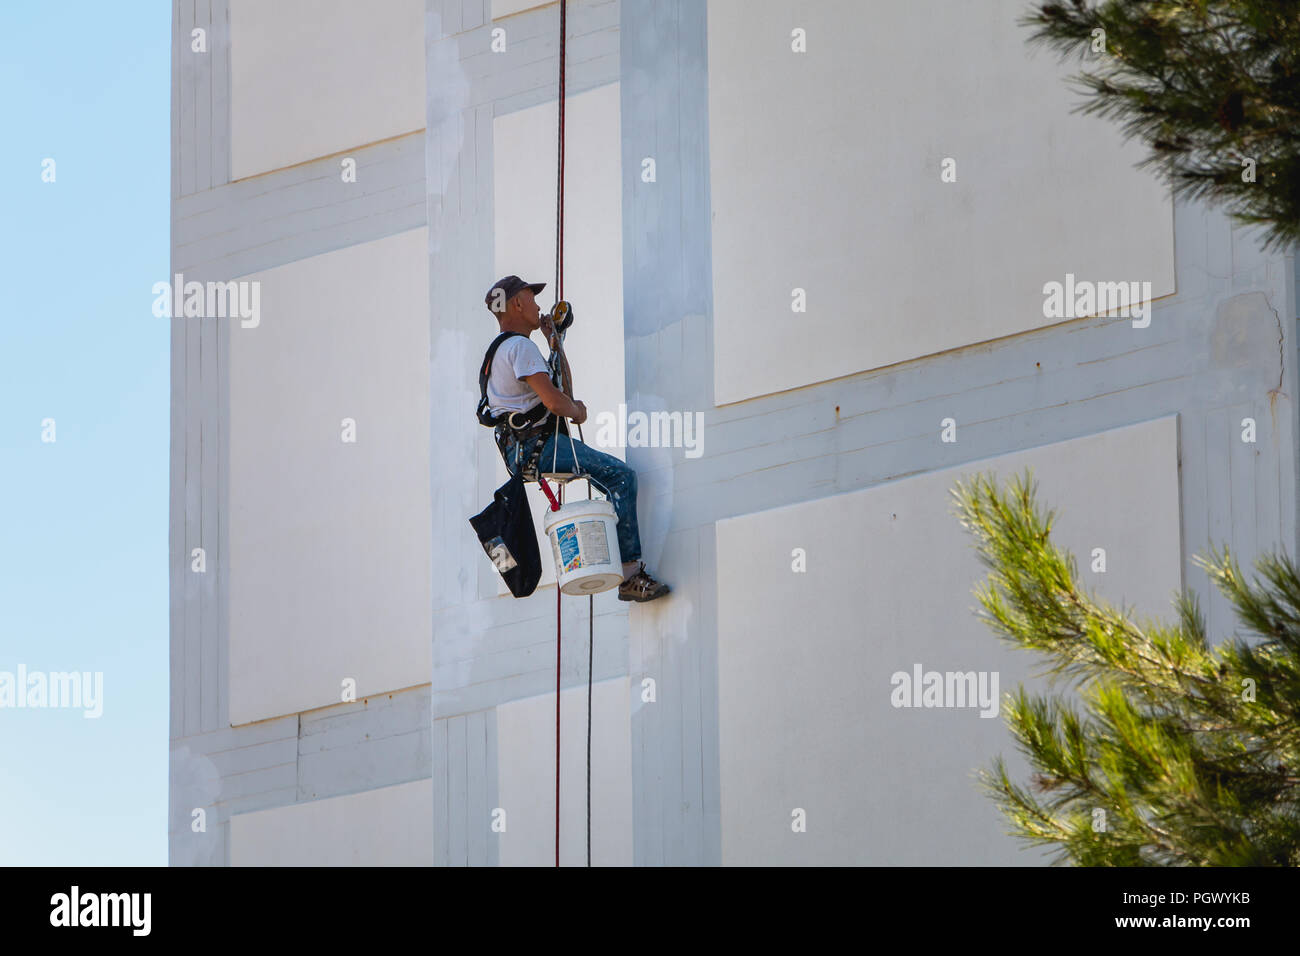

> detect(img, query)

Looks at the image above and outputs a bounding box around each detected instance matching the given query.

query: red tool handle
[537,476,561,511]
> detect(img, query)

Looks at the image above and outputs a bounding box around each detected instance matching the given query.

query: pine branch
[1019,0,1300,251]
[952,466,1300,865]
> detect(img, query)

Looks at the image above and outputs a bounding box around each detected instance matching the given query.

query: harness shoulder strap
[477,332,523,427]
[480,331,521,383]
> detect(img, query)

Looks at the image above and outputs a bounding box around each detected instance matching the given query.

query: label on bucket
[549,530,564,574]
[554,522,582,572]
[551,519,612,573]
[577,520,610,564]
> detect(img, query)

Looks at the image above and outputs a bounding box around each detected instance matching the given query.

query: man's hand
[522,373,585,423]
[540,313,559,350]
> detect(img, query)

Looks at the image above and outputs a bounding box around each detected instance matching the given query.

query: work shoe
[618,562,670,602]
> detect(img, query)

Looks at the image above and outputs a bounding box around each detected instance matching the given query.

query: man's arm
[523,371,586,424]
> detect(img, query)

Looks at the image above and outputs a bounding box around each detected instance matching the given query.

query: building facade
[170,0,1300,865]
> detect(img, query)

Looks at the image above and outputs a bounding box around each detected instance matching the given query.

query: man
[482,275,670,603]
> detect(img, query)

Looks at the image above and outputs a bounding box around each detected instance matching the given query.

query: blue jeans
[503,428,642,564]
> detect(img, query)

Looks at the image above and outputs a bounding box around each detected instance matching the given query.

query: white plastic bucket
[543,498,623,595]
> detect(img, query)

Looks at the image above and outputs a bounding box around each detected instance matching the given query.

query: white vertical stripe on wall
[489,81,624,594]
[496,676,633,865]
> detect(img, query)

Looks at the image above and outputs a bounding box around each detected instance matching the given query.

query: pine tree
[1021,0,1300,251]
[950,467,1300,865]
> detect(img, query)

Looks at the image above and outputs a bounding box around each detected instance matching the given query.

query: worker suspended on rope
[478,275,670,602]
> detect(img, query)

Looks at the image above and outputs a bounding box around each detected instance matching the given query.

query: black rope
[587,580,593,867]
[579,420,592,867]
[553,0,569,871]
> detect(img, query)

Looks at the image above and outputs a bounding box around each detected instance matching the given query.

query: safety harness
[477,330,569,481]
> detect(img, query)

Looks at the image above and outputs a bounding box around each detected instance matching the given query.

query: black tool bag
[468,471,542,598]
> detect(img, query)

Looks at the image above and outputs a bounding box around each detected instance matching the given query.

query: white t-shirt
[486,334,552,416]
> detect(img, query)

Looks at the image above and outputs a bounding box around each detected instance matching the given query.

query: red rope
[553,0,567,871]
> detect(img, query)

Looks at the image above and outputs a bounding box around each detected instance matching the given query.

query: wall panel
[230,0,426,178]
[231,778,432,865]
[716,416,1182,864]
[706,0,1176,405]
[228,228,432,725]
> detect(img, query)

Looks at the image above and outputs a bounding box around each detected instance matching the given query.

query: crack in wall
[1262,291,1288,431]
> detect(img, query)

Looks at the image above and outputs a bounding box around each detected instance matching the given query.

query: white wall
[496,676,633,865]
[715,415,1182,864]
[228,228,431,726]
[230,0,425,179]
[230,778,431,865]
[490,81,625,593]
[706,0,1175,405]
[492,0,554,19]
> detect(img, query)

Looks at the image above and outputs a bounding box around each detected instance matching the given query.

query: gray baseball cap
[485,275,546,311]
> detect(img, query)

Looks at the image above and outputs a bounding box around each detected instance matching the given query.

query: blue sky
[0,3,169,865]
